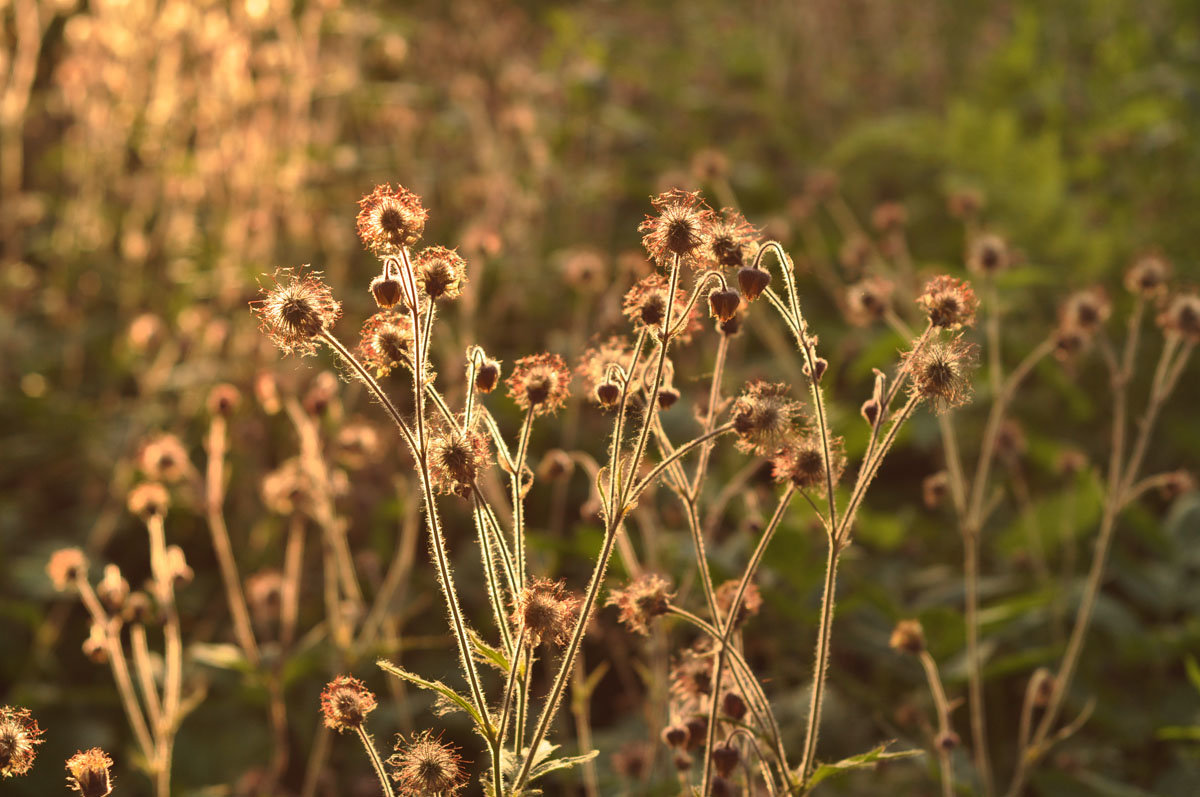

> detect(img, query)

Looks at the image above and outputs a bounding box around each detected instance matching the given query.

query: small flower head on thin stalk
[771,434,846,494]
[705,208,759,269]
[715,579,763,627]
[621,274,701,342]
[661,724,689,749]
[607,573,674,635]
[252,268,342,356]
[473,355,502,394]
[578,338,636,404]
[968,233,1010,276]
[923,471,950,509]
[137,433,191,483]
[1052,325,1090,363]
[127,482,170,521]
[904,336,978,413]
[164,545,193,586]
[1059,287,1112,335]
[506,353,572,416]
[0,706,44,778]
[97,564,129,611]
[1159,470,1197,501]
[737,265,771,302]
[356,184,428,254]
[1158,291,1200,343]
[207,383,241,416]
[82,623,107,663]
[261,458,312,516]
[1124,254,1171,298]
[890,619,925,654]
[358,312,416,378]
[512,578,581,646]
[639,188,715,267]
[47,548,88,591]
[731,381,803,455]
[387,731,466,796]
[369,259,404,309]
[319,675,377,733]
[871,201,907,234]
[722,691,747,721]
[846,276,895,326]
[427,420,492,497]
[414,245,468,300]
[712,743,740,778]
[65,748,114,796]
[918,275,979,330]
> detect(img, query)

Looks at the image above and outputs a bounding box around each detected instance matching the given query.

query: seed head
[918,275,979,330]
[246,570,284,624]
[578,338,637,404]
[708,288,741,322]
[474,357,502,393]
[387,730,466,796]
[1059,287,1111,335]
[715,579,763,627]
[1160,470,1197,501]
[65,748,114,797]
[903,336,978,412]
[705,208,759,269]
[639,188,715,266]
[164,545,193,586]
[968,234,1010,276]
[415,245,468,300]
[737,265,771,301]
[1158,291,1200,343]
[512,578,581,646]
[889,619,925,655]
[319,675,377,733]
[607,573,675,635]
[771,434,845,494]
[661,725,688,749]
[722,692,747,721]
[670,645,714,700]
[731,381,802,455]
[948,188,985,219]
[206,383,241,417]
[356,184,428,254]
[252,268,341,356]
[561,248,607,291]
[261,458,312,516]
[691,148,730,181]
[47,548,88,591]
[871,201,907,233]
[1124,254,1171,297]
[657,385,681,410]
[127,482,170,520]
[137,433,191,483]
[0,706,44,778]
[427,420,492,497]
[506,353,572,416]
[1052,325,1090,362]
[97,564,129,610]
[845,276,894,326]
[358,311,415,378]
[937,731,961,751]
[621,274,701,341]
[122,593,154,625]
[922,471,949,509]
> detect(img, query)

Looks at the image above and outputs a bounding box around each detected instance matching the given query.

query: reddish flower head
[506,353,572,416]
[608,573,675,635]
[512,578,581,646]
[65,748,114,797]
[731,381,802,455]
[0,706,44,778]
[903,336,978,412]
[917,275,978,330]
[358,311,416,378]
[388,730,466,796]
[319,675,377,733]
[621,274,701,342]
[414,245,468,300]
[639,188,715,267]
[356,184,428,254]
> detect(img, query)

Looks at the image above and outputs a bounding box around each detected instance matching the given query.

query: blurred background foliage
[2,0,1199,794]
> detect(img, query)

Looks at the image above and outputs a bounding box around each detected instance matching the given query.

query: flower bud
[595,381,621,408]
[474,358,501,393]
[712,743,740,777]
[369,274,403,309]
[737,266,770,301]
[708,288,741,322]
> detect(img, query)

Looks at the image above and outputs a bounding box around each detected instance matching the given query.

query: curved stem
[356,726,393,796]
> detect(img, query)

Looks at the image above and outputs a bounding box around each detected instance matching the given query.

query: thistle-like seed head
[358,312,415,378]
[1059,287,1111,334]
[356,184,428,254]
[705,208,759,269]
[1158,291,1200,343]
[127,482,170,521]
[621,274,700,341]
[918,275,979,330]
[0,706,44,778]
[512,578,581,646]
[415,245,468,300]
[967,233,1010,275]
[1124,254,1170,297]
[319,675,377,733]
[639,188,715,266]
[607,573,675,635]
[845,276,894,326]
[731,381,802,455]
[889,619,925,655]
[506,353,572,416]
[251,267,342,356]
[771,434,845,495]
[387,730,466,795]
[903,336,978,412]
[427,419,492,497]
[65,748,114,796]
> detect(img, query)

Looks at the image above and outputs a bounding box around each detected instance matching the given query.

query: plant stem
[356,726,393,796]
[918,650,955,797]
[798,536,840,780]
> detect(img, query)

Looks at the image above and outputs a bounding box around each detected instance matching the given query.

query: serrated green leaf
[469,629,512,673]
[801,742,923,792]
[377,659,494,737]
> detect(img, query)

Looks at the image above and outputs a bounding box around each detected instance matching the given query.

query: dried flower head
[122,593,154,625]
[607,573,675,635]
[661,724,689,749]
[82,623,107,663]
[537,449,574,482]
[1158,291,1200,343]
[427,420,492,497]
[705,208,759,269]
[948,188,985,219]
[639,188,715,266]
[358,312,416,378]
[207,383,241,417]
[722,691,747,721]
[611,741,653,781]
[1059,287,1111,335]
[261,458,312,516]
[137,434,192,483]
[473,356,502,394]
[356,184,428,253]
[319,675,377,733]
[1124,254,1171,297]
[731,381,803,455]
[771,434,846,494]
[715,579,763,626]
[845,276,895,326]
[127,482,169,520]
[871,201,907,233]
[246,570,284,625]
[968,234,1010,275]
[97,564,129,610]
[918,275,979,330]
[904,337,978,412]
[737,265,771,302]
[889,619,925,655]
[47,548,88,591]
[621,274,701,341]
[708,288,742,323]
[506,353,572,416]
[670,645,715,701]
[1052,325,1090,362]
[335,422,383,470]
[512,578,581,646]
[369,272,404,310]
[712,742,740,778]
[578,338,637,402]
[415,245,468,300]
[164,545,193,586]
[922,471,950,509]
[65,748,114,796]
[691,148,729,181]
[387,730,466,796]
[561,248,607,291]
[252,268,342,356]
[0,706,44,778]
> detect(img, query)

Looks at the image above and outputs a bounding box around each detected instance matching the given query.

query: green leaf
[1185,655,1200,697]
[190,642,250,673]
[377,659,494,737]
[469,629,512,673]
[500,741,599,793]
[801,742,924,792]
[1156,725,1200,741]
